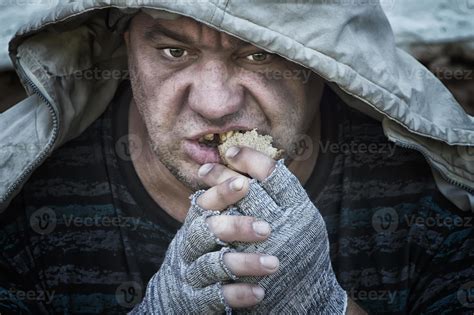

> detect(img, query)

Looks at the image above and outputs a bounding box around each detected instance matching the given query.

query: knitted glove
[232,159,347,314]
[130,159,346,314]
[129,193,239,315]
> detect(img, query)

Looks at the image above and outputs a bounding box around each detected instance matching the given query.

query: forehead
[132,12,253,51]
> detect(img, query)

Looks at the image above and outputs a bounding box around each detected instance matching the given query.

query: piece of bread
[218,129,283,165]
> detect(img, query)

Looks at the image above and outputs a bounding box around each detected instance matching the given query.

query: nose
[188,60,244,121]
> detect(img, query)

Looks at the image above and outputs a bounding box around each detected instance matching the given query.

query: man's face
[125,13,324,190]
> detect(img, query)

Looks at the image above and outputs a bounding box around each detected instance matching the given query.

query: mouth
[183,129,251,165]
[196,130,247,148]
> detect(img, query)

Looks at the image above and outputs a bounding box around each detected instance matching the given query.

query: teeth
[204,134,215,141]
[199,130,240,144]
[219,130,238,142]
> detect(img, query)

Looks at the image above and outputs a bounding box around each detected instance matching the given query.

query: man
[0,1,473,314]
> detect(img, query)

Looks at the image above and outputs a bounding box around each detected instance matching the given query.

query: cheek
[257,78,313,146]
[240,71,295,118]
[130,49,184,131]
[258,77,307,126]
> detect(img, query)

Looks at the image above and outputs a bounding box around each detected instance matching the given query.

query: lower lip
[183,140,222,165]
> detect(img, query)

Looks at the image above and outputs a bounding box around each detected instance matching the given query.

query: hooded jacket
[1,0,473,214]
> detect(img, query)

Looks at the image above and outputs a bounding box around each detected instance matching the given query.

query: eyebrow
[145,23,197,45]
[144,22,253,49]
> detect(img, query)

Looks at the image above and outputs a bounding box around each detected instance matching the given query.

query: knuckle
[237,215,254,226]
[206,215,262,244]
[222,284,262,308]
[234,285,252,301]
[217,217,255,242]
[216,182,231,203]
[209,216,233,240]
[195,192,207,209]
[242,253,254,268]
[242,216,266,238]
[234,216,254,233]
[265,161,277,178]
[205,215,219,232]
[228,218,239,238]
[222,252,234,267]
[228,216,254,241]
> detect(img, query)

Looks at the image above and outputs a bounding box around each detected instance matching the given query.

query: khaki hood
[1,0,473,211]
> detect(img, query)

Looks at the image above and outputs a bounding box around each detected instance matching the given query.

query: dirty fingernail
[252,221,271,236]
[230,177,245,191]
[198,163,214,177]
[252,286,265,301]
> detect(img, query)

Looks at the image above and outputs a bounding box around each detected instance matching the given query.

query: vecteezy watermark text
[0,288,55,304]
[72,67,313,84]
[404,214,472,228]
[346,287,397,304]
[319,140,397,157]
[30,207,141,235]
[62,215,141,230]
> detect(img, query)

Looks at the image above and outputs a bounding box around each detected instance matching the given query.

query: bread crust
[218,129,283,165]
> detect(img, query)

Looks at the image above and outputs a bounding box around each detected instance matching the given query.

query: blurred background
[0,0,473,115]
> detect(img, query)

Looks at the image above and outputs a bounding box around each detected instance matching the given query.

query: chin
[159,153,206,191]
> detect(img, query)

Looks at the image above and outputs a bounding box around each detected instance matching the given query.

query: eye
[163,48,188,59]
[245,52,270,63]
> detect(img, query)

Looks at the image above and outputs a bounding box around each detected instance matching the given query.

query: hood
[1,0,473,212]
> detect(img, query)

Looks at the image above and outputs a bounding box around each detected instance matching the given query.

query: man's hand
[195,157,279,309]
[130,148,280,314]
[131,146,348,314]
[196,146,348,314]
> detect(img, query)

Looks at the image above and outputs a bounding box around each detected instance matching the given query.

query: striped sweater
[0,83,472,314]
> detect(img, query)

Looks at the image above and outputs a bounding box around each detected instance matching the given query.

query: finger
[260,159,310,208]
[222,283,266,309]
[206,215,271,243]
[185,248,279,288]
[236,180,280,219]
[223,252,279,277]
[198,163,244,187]
[197,176,249,211]
[186,189,210,226]
[191,282,231,313]
[181,211,228,263]
[185,247,239,288]
[223,146,277,181]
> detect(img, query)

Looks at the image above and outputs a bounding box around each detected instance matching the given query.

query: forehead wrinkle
[144,21,196,44]
[145,19,252,51]
[196,23,244,50]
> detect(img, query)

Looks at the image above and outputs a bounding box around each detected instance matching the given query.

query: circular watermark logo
[457,145,474,162]
[457,281,474,308]
[115,134,143,161]
[288,134,314,161]
[116,281,143,308]
[372,207,398,233]
[30,207,57,235]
